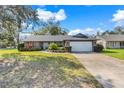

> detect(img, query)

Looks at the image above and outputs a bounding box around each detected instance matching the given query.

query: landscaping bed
[48,50,68,53]
[0,49,102,88]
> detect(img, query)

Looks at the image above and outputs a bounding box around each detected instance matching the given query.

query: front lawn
[0,49,102,88]
[103,49,124,60]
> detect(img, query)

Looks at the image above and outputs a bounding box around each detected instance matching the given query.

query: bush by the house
[19,47,42,51]
[58,44,63,47]
[48,43,58,50]
[94,44,104,52]
[48,43,67,52]
[30,48,42,51]
[18,43,24,51]
[65,46,72,52]
[57,47,65,50]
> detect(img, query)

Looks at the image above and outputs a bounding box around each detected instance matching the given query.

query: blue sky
[31,5,124,35]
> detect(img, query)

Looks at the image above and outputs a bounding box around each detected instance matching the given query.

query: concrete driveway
[73,53,124,88]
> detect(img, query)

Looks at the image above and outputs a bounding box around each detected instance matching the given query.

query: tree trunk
[17,31,20,45]
[16,28,21,47]
[17,26,22,45]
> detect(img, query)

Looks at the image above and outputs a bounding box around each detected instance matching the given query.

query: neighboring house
[22,35,97,52]
[96,34,124,49]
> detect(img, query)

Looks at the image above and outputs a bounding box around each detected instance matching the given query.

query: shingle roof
[100,35,124,41]
[73,33,88,38]
[22,35,96,42]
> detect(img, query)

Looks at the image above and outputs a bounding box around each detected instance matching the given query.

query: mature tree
[0,5,39,46]
[101,30,110,36]
[33,18,68,35]
[60,28,68,35]
[101,26,124,36]
[114,26,124,34]
[0,31,15,48]
[33,28,48,35]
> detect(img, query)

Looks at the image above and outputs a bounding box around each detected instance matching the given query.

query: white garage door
[70,41,92,52]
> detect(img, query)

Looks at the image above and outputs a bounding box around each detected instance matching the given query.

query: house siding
[97,35,124,49]
[107,41,123,48]
[24,41,41,49]
[24,41,64,50]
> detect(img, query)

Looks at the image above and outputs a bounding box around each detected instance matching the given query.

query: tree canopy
[0,6,68,48]
[0,5,39,47]
[33,18,68,35]
[101,26,124,36]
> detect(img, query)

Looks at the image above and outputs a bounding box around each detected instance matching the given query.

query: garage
[70,41,93,52]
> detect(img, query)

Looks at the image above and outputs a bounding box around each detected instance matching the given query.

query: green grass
[103,49,124,60]
[0,49,74,59]
[0,49,102,88]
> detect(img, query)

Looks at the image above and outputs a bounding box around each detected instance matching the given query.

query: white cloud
[68,27,104,35]
[68,29,81,35]
[112,10,124,26]
[55,9,66,21]
[37,8,66,22]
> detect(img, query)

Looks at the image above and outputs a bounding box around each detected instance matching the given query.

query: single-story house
[22,35,97,52]
[96,34,124,49]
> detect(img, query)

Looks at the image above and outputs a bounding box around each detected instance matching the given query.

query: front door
[39,42,43,49]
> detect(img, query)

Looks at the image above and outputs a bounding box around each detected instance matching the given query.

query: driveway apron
[73,53,124,88]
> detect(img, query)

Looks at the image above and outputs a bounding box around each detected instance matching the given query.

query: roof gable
[73,33,88,38]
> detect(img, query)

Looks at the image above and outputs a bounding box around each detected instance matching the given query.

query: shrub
[65,46,71,52]
[58,44,63,47]
[58,47,65,50]
[18,43,24,51]
[94,44,104,52]
[30,48,42,51]
[48,43,58,50]
[20,47,42,51]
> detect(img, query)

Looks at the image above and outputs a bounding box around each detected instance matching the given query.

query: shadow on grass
[0,53,102,88]
[102,50,118,53]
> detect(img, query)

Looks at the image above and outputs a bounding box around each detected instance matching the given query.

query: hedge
[93,44,104,52]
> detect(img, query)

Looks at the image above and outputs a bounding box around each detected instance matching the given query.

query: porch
[24,41,65,50]
[107,41,124,48]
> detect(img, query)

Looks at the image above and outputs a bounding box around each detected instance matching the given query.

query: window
[120,42,124,48]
